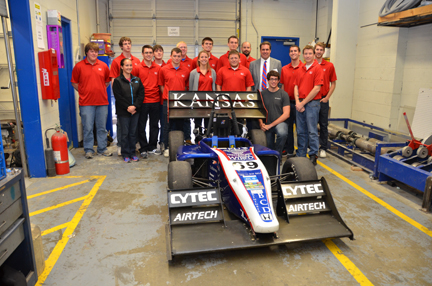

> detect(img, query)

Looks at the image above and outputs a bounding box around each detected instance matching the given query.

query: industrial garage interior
[0,0,432,285]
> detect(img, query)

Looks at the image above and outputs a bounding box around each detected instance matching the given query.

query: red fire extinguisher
[51,128,70,175]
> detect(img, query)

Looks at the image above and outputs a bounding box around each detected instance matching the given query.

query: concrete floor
[25,146,432,286]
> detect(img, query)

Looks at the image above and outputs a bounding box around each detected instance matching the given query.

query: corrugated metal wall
[110,0,238,60]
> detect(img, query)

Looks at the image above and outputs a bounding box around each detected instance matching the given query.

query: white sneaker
[163,149,169,158]
[319,149,327,158]
[149,149,161,155]
[117,146,121,156]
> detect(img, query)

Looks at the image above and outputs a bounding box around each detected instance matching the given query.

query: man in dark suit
[249,41,282,92]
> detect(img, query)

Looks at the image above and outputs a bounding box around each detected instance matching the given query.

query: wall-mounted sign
[168,27,180,37]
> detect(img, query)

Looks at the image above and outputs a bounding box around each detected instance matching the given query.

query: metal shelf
[378,5,432,27]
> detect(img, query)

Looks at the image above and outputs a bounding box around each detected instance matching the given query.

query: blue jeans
[118,113,139,158]
[319,100,329,151]
[80,105,108,154]
[296,100,320,157]
[283,100,296,154]
[265,122,288,155]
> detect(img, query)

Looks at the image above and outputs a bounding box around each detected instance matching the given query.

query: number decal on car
[232,161,258,170]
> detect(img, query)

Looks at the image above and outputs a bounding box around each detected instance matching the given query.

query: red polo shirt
[216,51,249,72]
[196,67,214,91]
[109,53,140,79]
[167,56,194,71]
[158,63,190,100]
[318,59,337,97]
[216,65,254,92]
[281,61,304,100]
[153,60,167,68]
[133,61,161,103]
[295,60,323,100]
[71,58,110,106]
[246,55,256,65]
[191,54,219,70]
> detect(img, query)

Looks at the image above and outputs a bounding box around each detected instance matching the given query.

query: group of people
[71,35,336,165]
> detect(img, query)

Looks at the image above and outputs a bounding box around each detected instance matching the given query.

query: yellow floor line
[28,179,93,199]
[36,175,106,286]
[318,160,432,237]
[47,176,88,179]
[323,239,374,286]
[29,195,88,217]
[41,222,70,236]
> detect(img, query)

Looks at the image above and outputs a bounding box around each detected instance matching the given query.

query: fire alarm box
[38,49,60,100]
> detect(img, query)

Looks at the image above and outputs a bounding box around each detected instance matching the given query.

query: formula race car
[165,91,353,260]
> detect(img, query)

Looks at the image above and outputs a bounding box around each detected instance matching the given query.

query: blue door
[59,17,78,148]
[261,36,300,67]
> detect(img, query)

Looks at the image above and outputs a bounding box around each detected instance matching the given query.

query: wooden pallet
[378,4,432,27]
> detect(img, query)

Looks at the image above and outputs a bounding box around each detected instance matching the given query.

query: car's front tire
[168,161,193,190]
[168,131,184,162]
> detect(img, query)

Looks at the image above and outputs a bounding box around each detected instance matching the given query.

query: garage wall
[316,0,332,45]
[240,0,316,60]
[350,0,432,132]
[398,24,432,133]
[25,0,106,145]
[110,0,238,61]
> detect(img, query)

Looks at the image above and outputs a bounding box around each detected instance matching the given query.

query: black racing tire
[281,157,318,182]
[168,161,193,190]
[250,129,267,147]
[169,131,184,162]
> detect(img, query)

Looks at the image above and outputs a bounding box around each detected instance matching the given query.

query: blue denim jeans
[319,100,329,150]
[296,100,320,157]
[283,100,296,154]
[265,122,288,156]
[79,105,108,154]
[118,113,139,158]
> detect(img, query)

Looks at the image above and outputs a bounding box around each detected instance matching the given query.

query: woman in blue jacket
[113,58,144,162]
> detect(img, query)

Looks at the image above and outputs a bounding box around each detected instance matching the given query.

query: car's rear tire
[250,129,267,147]
[168,161,193,189]
[281,157,318,182]
[169,131,184,162]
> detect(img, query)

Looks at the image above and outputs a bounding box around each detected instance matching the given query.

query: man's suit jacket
[249,57,282,91]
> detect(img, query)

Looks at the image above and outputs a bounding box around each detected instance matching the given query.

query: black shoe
[310,155,318,166]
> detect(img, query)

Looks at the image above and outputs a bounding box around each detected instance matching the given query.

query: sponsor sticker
[282,183,324,198]
[286,201,327,213]
[237,169,273,222]
[224,147,255,161]
[170,207,222,225]
[168,189,220,207]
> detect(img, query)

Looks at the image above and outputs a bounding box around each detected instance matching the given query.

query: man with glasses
[258,71,290,155]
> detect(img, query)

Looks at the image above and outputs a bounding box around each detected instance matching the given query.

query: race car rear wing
[168,91,266,119]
